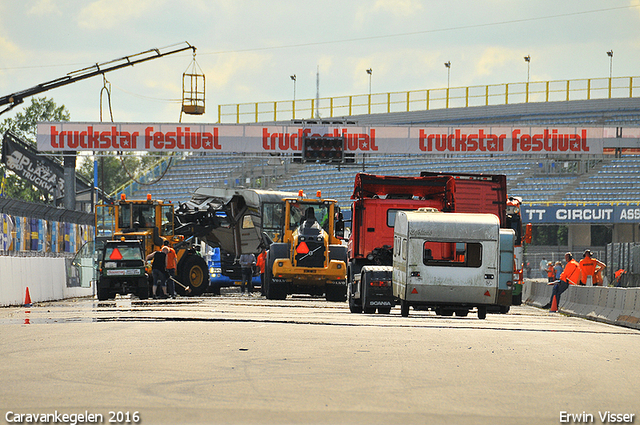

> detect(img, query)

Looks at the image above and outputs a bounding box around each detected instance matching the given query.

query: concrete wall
[0,256,94,307]
[524,279,640,330]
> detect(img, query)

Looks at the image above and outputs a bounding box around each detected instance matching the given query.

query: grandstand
[126,96,640,209]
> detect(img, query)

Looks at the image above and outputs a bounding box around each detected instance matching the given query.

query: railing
[111,155,175,199]
[217,76,639,124]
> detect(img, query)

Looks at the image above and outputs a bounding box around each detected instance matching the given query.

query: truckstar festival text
[37,123,604,155]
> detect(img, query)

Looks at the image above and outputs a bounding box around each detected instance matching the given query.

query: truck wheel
[454,309,469,317]
[400,299,410,317]
[138,284,149,300]
[512,292,522,306]
[347,266,362,313]
[378,307,391,314]
[265,251,287,300]
[179,255,208,296]
[97,287,110,301]
[348,295,362,313]
[326,283,347,302]
[477,306,487,320]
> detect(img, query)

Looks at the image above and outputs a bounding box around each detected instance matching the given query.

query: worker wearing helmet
[579,249,606,287]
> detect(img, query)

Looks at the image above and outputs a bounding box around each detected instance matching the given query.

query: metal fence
[0,197,93,225]
[218,76,640,123]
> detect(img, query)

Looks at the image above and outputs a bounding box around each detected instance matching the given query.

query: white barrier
[0,256,94,307]
[525,280,640,330]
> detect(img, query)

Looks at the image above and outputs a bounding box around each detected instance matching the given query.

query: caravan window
[423,241,482,268]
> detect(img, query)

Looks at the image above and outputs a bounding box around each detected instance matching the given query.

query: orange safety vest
[560,259,582,285]
[547,264,555,279]
[165,246,177,270]
[594,268,603,285]
[579,257,596,283]
[256,251,266,274]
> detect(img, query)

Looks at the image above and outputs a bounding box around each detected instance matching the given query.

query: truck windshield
[104,245,143,261]
[289,201,330,232]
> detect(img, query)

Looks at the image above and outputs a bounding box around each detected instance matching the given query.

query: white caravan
[392,209,501,319]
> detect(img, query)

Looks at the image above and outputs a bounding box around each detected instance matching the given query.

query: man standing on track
[146,247,169,299]
[163,240,178,298]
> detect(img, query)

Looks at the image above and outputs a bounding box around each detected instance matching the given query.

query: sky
[1,0,639,125]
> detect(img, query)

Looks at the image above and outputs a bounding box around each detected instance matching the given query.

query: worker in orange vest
[256,248,267,296]
[543,252,581,311]
[579,249,606,286]
[546,262,555,282]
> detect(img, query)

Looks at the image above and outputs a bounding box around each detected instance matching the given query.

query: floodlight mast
[0,41,196,116]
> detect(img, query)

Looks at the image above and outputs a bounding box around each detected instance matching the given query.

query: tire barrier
[525,279,640,330]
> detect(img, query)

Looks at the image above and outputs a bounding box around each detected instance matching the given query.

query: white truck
[392,209,501,319]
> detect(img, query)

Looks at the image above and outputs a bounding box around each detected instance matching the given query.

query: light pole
[524,55,531,103]
[290,74,296,118]
[444,61,451,88]
[607,50,613,79]
[444,61,451,108]
[366,68,372,113]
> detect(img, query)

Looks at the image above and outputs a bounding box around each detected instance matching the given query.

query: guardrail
[524,280,640,330]
[218,76,640,124]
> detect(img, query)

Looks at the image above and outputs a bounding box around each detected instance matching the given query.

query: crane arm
[0,41,195,116]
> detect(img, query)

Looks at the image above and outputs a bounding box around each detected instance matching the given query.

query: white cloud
[27,0,61,16]
[475,47,514,78]
[77,0,161,29]
[0,35,21,65]
[372,0,423,16]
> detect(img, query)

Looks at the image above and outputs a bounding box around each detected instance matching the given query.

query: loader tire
[265,249,287,300]
[179,254,208,296]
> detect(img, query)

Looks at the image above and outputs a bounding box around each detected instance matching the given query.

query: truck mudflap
[271,258,346,283]
[360,265,394,314]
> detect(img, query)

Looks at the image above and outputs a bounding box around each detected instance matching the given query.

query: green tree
[77,153,160,196]
[1,97,69,140]
[0,97,70,202]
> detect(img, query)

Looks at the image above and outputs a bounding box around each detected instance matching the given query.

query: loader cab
[283,196,341,244]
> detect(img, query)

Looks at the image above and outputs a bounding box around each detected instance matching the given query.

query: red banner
[36,122,605,155]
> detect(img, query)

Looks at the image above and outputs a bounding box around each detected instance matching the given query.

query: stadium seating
[128,152,640,208]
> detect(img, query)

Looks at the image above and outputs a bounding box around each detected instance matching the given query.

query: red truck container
[347,172,510,314]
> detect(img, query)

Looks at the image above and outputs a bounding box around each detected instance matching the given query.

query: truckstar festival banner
[36,122,605,155]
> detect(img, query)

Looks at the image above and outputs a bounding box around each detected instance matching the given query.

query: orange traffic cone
[24,287,32,307]
[549,294,558,313]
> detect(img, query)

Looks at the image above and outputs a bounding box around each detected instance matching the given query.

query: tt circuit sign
[523,204,640,224]
[36,123,604,155]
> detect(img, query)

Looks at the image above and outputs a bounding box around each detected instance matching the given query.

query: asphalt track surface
[1,291,639,425]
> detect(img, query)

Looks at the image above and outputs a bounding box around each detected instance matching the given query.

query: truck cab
[97,239,148,300]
